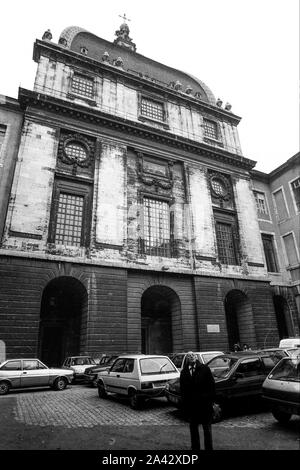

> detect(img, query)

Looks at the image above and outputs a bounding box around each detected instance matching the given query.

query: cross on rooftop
[119,13,131,23]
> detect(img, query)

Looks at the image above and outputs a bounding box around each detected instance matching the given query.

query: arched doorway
[141,285,182,355]
[224,289,256,351]
[273,295,293,339]
[38,276,88,367]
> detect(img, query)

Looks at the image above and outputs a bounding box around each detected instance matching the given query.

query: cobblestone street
[1,385,300,451]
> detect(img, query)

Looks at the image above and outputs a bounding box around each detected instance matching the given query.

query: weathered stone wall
[0,99,23,240]
[33,54,243,155]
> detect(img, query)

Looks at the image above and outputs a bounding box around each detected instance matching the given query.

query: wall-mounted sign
[207,324,220,333]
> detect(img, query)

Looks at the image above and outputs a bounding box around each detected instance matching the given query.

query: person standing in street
[180,351,216,451]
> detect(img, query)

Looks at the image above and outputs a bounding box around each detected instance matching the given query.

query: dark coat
[180,360,216,424]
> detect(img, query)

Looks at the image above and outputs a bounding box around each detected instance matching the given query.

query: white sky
[0,0,299,173]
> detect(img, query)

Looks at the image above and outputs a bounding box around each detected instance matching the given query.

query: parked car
[83,355,119,387]
[0,358,74,395]
[165,352,278,419]
[279,337,300,348]
[171,351,224,371]
[97,354,180,409]
[61,356,96,382]
[260,348,300,361]
[262,356,300,423]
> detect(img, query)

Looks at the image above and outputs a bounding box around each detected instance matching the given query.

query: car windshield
[140,357,177,375]
[200,352,223,364]
[208,356,238,378]
[287,349,300,358]
[269,358,300,382]
[71,357,95,366]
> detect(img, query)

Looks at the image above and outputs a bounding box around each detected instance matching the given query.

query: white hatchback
[97,354,180,409]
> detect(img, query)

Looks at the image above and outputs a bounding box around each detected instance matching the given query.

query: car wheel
[0,381,10,395]
[129,391,142,410]
[272,408,292,424]
[53,377,67,391]
[98,382,107,398]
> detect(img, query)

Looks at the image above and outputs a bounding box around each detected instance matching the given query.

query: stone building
[251,152,300,343]
[0,23,298,365]
[0,96,23,239]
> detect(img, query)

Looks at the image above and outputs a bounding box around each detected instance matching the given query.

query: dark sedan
[83,355,119,387]
[165,352,279,419]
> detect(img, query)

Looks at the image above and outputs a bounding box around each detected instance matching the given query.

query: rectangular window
[71,73,94,98]
[261,234,278,272]
[291,177,300,213]
[0,124,6,154]
[283,233,299,266]
[140,98,164,121]
[253,191,268,215]
[55,192,84,246]
[216,221,237,265]
[141,197,171,256]
[49,179,92,248]
[273,188,289,221]
[204,119,218,140]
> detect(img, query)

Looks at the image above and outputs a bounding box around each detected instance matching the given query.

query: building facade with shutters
[251,152,300,342]
[0,24,298,365]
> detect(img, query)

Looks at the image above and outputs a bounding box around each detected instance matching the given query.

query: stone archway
[38,276,88,367]
[141,285,182,355]
[224,289,256,351]
[273,295,294,339]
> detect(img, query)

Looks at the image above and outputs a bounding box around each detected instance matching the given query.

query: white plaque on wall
[207,324,220,333]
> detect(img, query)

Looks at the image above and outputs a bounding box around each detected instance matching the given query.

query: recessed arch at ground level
[38,276,88,367]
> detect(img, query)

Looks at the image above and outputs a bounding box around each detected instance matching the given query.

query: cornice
[18,87,256,171]
[33,40,241,125]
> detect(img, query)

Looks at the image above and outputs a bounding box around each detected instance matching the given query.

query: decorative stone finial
[225,102,232,111]
[102,51,110,62]
[114,14,136,52]
[58,37,67,47]
[42,29,52,41]
[174,81,183,91]
[114,57,124,67]
[216,98,223,107]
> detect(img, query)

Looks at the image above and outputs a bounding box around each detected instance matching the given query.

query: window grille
[142,197,170,256]
[141,98,164,121]
[55,192,84,246]
[212,178,227,196]
[71,74,94,98]
[65,143,88,163]
[216,222,237,264]
[204,119,218,139]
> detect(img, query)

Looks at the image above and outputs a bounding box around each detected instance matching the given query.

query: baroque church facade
[0,23,299,365]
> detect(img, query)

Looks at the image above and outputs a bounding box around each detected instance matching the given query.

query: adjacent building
[0,24,298,365]
[251,152,300,343]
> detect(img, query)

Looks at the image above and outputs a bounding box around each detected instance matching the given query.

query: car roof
[66,356,92,359]
[173,351,223,355]
[2,358,41,361]
[113,354,171,359]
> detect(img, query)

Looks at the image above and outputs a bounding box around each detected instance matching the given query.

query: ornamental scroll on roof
[114,14,136,52]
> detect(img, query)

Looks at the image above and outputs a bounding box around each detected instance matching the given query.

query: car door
[0,360,22,388]
[104,358,127,394]
[20,360,50,387]
[228,357,266,398]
